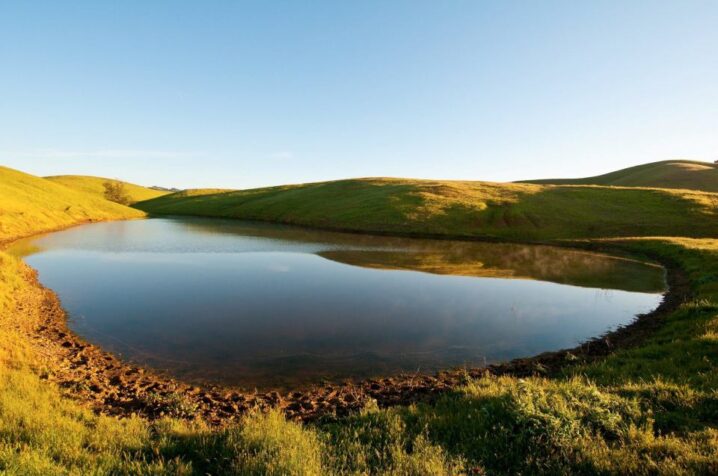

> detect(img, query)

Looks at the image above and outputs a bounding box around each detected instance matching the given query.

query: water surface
[10,218,665,389]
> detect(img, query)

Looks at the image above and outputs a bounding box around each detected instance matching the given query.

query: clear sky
[1,1,716,189]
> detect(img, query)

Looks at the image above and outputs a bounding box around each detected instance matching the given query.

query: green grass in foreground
[135,177,718,240]
[45,174,170,204]
[522,159,718,193]
[1,166,717,474]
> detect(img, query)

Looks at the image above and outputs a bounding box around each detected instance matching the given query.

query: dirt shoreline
[6,224,690,425]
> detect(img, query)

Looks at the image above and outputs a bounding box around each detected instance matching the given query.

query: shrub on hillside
[103,180,131,205]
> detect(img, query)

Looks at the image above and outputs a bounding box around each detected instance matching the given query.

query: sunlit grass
[0,166,144,243]
[45,175,170,204]
[2,166,718,474]
[524,159,718,193]
[136,177,718,240]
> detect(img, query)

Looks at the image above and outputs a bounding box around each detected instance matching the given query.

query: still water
[9,218,665,389]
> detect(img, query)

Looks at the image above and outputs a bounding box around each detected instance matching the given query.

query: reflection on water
[9,217,665,389]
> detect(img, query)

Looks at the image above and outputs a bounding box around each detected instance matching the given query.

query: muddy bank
[11,242,689,426]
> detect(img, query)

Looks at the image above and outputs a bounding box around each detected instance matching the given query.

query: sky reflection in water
[10,218,665,389]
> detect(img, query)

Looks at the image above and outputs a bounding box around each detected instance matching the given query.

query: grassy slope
[45,174,170,204]
[522,159,718,192]
[136,177,718,240]
[2,166,717,474]
[0,167,144,242]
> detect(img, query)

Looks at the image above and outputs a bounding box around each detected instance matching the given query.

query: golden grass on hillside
[2,165,718,474]
[45,175,170,204]
[136,177,718,240]
[0,166,144,243]
[523,159,718,193]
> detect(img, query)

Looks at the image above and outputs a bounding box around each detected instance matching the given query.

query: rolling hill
[135,177,718,241]
[0,167,144,243]
[45,175,170,204]
[521,160,718,192]
[2,164,718,473]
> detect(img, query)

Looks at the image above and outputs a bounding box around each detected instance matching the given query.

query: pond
[9,218,665,389]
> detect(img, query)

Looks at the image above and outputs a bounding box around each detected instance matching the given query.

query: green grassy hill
[0,166,144,243]
[522,160,718,192]
[2,165,718,473]
[45,174,170,204]
[136,177,718,240]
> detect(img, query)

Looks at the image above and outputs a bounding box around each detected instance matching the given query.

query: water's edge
[3,217,685,424]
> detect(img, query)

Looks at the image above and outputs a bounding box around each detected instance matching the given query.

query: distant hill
[521,160,718,192]
[45,175,171,203]
[0,167,143,242]
[149,185,181,193]
[135,177,718,241]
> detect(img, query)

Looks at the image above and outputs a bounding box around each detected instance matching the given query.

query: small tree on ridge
[103,180,131,205]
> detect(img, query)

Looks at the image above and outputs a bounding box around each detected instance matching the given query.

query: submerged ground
[1,164,717,474]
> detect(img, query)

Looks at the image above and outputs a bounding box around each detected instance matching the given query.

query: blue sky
[1,1,716,189]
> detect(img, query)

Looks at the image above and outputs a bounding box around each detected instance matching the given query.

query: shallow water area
[9,217,665,389]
